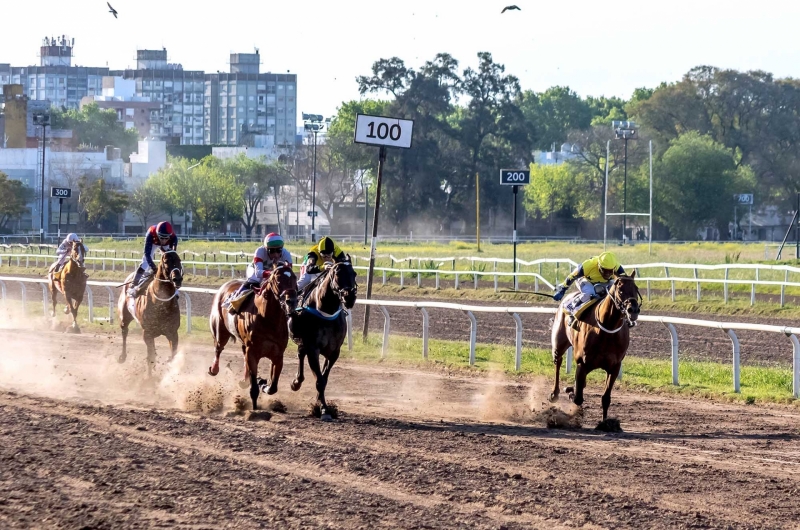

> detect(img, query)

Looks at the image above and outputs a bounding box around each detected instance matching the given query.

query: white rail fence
[1,275,798,398]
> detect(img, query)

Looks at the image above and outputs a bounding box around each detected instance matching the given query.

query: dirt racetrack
[2,327,800,529]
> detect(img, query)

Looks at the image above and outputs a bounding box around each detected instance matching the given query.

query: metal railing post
[184,292,192,334]
[86,286,94,323]
[724,269,729,304]
[104,286,114,324]
[511,312,522,371]
[346,311,353,351]
[379,305,390,358]
[466,310,477,366]
[566,346,573,374]
[419,307,429,360]
[788,332,800,398]
[41,283,48,316]
[663,322,679,386]
[18,282,26,314]
[725,328,740,393]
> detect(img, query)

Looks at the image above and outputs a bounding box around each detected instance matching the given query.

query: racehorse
[208,262,298,410]
[117,250,183,376]
[289,258,357,421]
[549,271,641,422]
[47,241,87,333]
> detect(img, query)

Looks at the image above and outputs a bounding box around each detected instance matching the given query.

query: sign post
[51,187,71,239]
[734,194,754,241]
[354,114,414,341]
[500,169,531,290]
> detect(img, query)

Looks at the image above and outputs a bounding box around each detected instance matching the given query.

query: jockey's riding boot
[567,314,579,331]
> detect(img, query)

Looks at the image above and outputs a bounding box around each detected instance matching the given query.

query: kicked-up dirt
[1,328,800,529]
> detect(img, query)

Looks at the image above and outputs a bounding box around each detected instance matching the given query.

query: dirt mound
[535,406,583,429]
[310,400,339,419]
[267,399,287,413]
[245,410,272,422]
[595,418,623,432]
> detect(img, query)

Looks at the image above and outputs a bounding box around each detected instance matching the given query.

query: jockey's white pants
[54,253,70,269]
[245,263,263,284]
[297,266,319,291]
[564,278,602,316]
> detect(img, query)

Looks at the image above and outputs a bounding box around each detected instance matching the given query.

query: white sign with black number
[354,114,414,149]
[499,169,531,185]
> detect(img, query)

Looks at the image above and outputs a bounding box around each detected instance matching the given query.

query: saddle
[224,286,255,314]
[561,291,601,321]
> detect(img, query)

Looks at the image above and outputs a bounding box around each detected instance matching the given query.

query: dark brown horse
[549,271,641,422]
[47,241,87,333]
[208,262,298,410]
[289,259,357,421]
[117,250,183,376]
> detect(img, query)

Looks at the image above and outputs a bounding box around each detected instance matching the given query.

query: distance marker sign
[499,169,530,185]
[51,187,72,198]
[354,114,414,149]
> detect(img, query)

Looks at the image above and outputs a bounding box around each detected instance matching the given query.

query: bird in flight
[107,2,118,18]
[501,5,521,13]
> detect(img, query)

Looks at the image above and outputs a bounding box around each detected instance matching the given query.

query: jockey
[53,233,87,272]
[228,232,293,312]
[297,236,345,291]
[128,221,178,298]
[553,251,625,329]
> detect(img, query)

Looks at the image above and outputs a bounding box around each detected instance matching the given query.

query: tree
[51,103,139,161]
[654,132,755,239]
[0,172,32,232]
[520,86,592,151]
[128,179,162,229]
[219,154,286,237]
[77,177,128,231]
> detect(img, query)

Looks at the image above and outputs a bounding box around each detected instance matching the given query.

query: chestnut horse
[47,241,87,333]
[549,271,641,422]
[289,259,357,421]
[117,250,183,376]
[208,262,298,410]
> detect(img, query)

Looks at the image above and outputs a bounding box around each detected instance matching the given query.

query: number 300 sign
[354,114,414,149]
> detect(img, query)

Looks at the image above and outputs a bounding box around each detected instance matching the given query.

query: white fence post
[18,282,26,314]
[0,280,6,305]
[104,286,114,325]
[788,333,800,399]
[419,307,429,360]
[86,286,94,323]
[346,311,353,352]
[455,273,459,290]
[466,310,477,366]
[184,292,192,334]
[725,328,741,393]
[379,305,390,358]
[511,312,522,371]
[41,284,48,316]
[663,322,679,386]
[566,346,573,374]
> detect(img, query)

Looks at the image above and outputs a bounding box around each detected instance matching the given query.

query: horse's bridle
[329,262,357,305]
[607,277,642,328]
[267,265,297,313]
[152,250,183,302]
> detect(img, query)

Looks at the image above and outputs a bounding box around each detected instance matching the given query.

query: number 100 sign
[354,114,414,149]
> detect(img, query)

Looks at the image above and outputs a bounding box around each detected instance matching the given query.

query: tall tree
[77,177,128,231]
[127,179,161,229]
[51,103,140,161]
[0,172,32,232]
[520,86,592,150]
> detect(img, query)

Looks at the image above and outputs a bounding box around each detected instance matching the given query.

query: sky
[4,0,800,121]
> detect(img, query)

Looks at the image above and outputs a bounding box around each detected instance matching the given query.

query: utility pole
[476,172,480,252]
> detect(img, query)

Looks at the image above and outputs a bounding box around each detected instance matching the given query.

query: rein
[594,277,641,333]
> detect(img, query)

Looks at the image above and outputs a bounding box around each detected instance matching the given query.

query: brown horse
[289,259,357,421]
[117,250,183,376]
[208,262,298,410]
[549,271,641,422]
[47,241,87,333]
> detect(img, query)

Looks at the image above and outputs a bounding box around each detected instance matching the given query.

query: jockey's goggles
[268,247,282,254]
[320,251,333,259]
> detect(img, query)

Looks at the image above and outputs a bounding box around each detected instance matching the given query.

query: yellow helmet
[597,252,619,271]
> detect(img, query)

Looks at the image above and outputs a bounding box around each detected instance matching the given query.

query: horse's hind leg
[48,283,58,318]
[601,367,620,421]
[246,350,260,410]
[570,362,588,407]
[264,347,283,395]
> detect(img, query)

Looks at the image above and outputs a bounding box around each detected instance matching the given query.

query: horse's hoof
[238,380,249,390]
[63,307,70,315]
[266,386,278,396]
[290,381,302,392]
[71,325,81,335]
[117,353,127,364]
[564,386,574,394]
[320,413,333,422]
[549,392,559,403]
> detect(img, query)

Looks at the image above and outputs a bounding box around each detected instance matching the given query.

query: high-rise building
[204,51,297,147]
[0,37,109,108]
[110,49,205,145]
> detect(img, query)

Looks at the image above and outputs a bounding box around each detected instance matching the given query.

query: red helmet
[156,221,173,239]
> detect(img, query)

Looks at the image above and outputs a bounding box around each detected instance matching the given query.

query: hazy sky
[4,0,800,120]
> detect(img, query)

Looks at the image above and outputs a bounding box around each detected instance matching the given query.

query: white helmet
[66,233,80,242]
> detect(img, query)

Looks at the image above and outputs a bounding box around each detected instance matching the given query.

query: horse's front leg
[143,332,157,378]
[165,329,179,362]
[264,346,283,395]
[601,366,620,422]
[306,350,331,421]
[246,348,260,410]
[291,347,307,391]
[567,361,588,407]
[318,352,338,417]
[69,298,81,333]
[48,284,58,318]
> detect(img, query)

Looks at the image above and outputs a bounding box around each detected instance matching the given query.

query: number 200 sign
[499,169,530,185]
[354,114,414,149]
